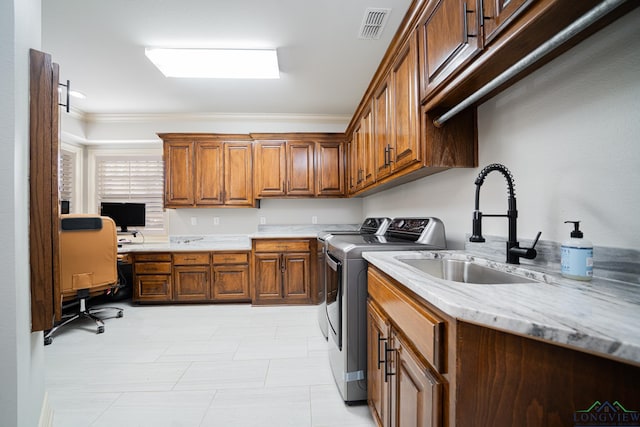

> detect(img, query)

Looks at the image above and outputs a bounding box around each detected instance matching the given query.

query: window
[59,149,75,212]
[95,155,165,233]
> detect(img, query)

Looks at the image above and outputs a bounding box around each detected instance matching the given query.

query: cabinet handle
[387,145,394,165]
[384,341,396,382]
[479,0,492,25]
[377,333,387,368]
[463,2,478,42]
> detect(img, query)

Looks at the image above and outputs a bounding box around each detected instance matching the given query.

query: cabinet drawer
[135,262,172,274]
[134,253,172,262]
[254,240,310,253]
[212,253,248,264]
[173,253,210,265]
[368,268,445,372]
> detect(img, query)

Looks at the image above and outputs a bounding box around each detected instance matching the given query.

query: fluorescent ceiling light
[145,48,280,79]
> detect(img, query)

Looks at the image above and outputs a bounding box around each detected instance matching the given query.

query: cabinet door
[373,78,393,180]
[482,0,533,45]
[254,141,286,197]
[368,301,390,427]
[390,330,443,427]
[315,141,345,196]
[195,141,224,205]
[164,141,194,206]
[253,253,283,301]
[282,252,311,301]
[174,266,210,301]
[286,141,315,196]
[390,33,421,172]
[134,274,172,302]
[224,142,254,206]
[348,139,357,194]
[419,0,481,97]
[353,108,375,190]
[212,264,250,301]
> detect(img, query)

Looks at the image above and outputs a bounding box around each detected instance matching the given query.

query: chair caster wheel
[117,310,124,318]
[44,337,52,346]
[97,326,105,334]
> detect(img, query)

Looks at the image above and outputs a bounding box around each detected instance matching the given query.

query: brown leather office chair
[44,214,124,345]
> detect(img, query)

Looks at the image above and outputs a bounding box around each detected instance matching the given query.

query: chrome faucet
[470,163,541,264]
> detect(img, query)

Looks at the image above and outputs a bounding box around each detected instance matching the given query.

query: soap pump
[561,221,593,281]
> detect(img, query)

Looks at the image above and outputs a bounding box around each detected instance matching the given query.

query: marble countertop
[118,235,253,252]
[363,250,640,366]
[117,225,360,253]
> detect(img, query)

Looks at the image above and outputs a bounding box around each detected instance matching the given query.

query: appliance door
[316,238,328,339]
[325,252,342,349]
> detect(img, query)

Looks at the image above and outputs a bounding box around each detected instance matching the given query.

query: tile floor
[44,301,376,427]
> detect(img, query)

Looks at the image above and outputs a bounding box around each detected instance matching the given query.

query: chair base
[44,297,124,345]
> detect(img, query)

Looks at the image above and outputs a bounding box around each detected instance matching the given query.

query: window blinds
[59,150,75,212]
[95,156,165,232]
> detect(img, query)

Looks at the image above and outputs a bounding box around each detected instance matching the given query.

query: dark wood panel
[456,321,640,427]
[29,49,59,330]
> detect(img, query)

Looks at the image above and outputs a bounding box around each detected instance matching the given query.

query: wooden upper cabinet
[253,140,286,197]
[224,142,254,206]
[419,0,482,98]
[161,134,255,208]
[390,32,421,172]
[482,0,534,45]
[195,141,224,205]
[352,108,375,192]
[286,140,315,196]
[373,77,393,181]
[164,140,195,206]
[315,140,345,197]
[253,134,346,198]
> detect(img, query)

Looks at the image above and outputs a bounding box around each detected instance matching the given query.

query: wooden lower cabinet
[252,239,315,305]
[367,265,640,427]
[367,301,390,427]
[367,275,445,427]
[133,251,250,303]
[173,252,210,301]
[390,329,443,427]
[133,253,173,302]
[212,252,250,301]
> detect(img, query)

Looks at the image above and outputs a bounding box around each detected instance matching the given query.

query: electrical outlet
[213,217,220,226]
[312,216,318,224]
[259,216,266,225]
[190,217,197,226]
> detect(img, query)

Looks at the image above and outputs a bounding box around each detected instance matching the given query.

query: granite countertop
[363,250,640,366]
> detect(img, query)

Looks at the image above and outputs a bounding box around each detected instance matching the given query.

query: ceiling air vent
[358,8,391,40]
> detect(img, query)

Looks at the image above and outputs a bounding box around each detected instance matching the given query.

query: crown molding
[82,112,352,124]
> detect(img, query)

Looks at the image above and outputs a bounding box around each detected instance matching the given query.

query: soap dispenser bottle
[561,221,593,281]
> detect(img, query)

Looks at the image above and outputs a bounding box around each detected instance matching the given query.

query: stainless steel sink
[399,258,539,284]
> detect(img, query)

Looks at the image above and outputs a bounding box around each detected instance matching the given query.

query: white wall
[0,1,47,426]
[81,113,350,144]
[364,9,640,251]
[166,198,363,235]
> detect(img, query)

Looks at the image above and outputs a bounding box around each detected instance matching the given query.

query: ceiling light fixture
[145,48,280,79]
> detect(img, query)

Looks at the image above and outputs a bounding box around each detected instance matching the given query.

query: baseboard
[38,392,54,427]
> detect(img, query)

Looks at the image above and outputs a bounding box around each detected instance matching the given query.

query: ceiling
[42,0,413,117]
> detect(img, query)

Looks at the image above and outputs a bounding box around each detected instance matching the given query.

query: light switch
[259,216,266,225]
[213,217,220,226]
[190,217,197,226]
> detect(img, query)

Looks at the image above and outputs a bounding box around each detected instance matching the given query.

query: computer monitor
[100,202,145,233]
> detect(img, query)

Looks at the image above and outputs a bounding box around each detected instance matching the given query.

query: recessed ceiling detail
[358,8,391,40]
